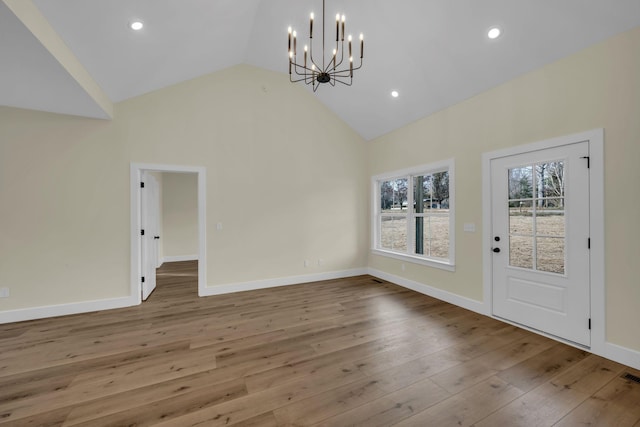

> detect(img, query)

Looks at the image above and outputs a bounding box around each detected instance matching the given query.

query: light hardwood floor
[0,261,639,426]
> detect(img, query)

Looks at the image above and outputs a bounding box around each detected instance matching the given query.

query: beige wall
[0,64,368,310]
[367,27,640,352]
[161,172,198,259]
[1,27,638,355]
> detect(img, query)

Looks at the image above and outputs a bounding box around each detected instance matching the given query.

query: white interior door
[141,172,160,300]
[491,141,590,346]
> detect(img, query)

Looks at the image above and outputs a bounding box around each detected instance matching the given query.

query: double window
[372,160,455,270]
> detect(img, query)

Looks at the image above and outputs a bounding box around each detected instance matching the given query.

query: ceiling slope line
[2,0,113,119]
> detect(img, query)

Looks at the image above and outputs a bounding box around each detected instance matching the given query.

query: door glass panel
[536,209,565,237]
[537,237,565,274]
[510,235,533,269]
[510,209,533,235]
[536,162,564,199]
[381,216,407,252]
[508,161,565,274]
[509,166,534,200]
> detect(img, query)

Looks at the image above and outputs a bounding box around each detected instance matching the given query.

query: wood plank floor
[1,261,639,426]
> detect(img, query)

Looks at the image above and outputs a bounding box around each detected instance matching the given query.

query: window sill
[371,249,456,272]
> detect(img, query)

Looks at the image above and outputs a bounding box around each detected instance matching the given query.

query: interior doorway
[130,163,206,304]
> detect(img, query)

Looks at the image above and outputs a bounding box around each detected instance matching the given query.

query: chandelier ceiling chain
[288,0,364,91]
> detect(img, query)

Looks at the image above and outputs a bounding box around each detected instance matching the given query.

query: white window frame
[371,159,455,271]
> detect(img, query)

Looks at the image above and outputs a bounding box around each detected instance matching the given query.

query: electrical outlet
[0,288,9,298]
[304,260,310,267]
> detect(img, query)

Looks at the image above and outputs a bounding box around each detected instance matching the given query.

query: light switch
[463,223,476,233]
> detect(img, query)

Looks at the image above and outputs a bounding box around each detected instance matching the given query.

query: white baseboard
[200,268,369,296]
[604,342,640,371]
[163,255,199,263]
[367,268,488,315]
[0,296,139,324]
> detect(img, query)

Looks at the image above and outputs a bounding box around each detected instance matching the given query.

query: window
[372,160,454,270]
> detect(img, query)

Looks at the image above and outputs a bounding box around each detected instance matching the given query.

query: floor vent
[371,278,384,284]
[621,372,640,384]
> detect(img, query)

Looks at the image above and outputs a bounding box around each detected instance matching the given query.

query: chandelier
[288,0,364,91]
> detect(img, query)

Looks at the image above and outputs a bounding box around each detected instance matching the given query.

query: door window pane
[510,210,533,235]
[509,166,533,200]
[537,237,565,274]
[536,161,564,199]
[510,235,533,269]
[536,210,565,237]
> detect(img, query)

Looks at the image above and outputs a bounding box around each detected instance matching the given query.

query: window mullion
[407,175,415,255]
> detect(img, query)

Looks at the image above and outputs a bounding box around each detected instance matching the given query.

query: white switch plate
[216,222,223,230]
[0,288,9,298]
[463,223,476,232]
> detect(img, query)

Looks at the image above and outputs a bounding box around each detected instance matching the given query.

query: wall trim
[604,342,640,371]
[367,268,488,315]
[201,268,369,296]
[0,296,138,324]
[163,255,199,263]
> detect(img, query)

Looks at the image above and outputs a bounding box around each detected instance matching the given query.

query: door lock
[492,247,501,253]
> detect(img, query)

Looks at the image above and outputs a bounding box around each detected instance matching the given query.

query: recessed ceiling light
[130,20,144,31]
[391,91,399,98]
[487,27,501,39]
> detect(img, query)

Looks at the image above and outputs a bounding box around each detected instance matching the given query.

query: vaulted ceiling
[2,0,640,140]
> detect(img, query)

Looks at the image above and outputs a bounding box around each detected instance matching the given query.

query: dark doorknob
[492,247,501,253]
[154,236,160,240]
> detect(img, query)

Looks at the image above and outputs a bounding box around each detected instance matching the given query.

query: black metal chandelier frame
[288,0,364,92]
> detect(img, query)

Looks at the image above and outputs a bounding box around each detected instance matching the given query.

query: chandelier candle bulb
[341,15,345,41]
[336,14,340,41]
[304,46,308,68]
[360,33,364,58]
[288,27,292,52]
[348,35,352,58]
[350,56,353,77]
[310,13,314,38]
[293,31,297,55]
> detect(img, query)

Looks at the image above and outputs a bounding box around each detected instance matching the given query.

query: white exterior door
[491,141,590,346]
[141,172,160,300]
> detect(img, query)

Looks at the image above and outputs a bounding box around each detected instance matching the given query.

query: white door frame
[482,129,604,353]
[130,163,207,303]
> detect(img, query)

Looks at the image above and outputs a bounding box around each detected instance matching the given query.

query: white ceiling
[2,0,640,140]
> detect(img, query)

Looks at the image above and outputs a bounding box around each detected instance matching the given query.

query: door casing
[482,129,604,352]
[130,163,207,304]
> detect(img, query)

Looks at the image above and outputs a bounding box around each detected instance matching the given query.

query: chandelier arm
[290,74,312,84]
[332,77,353,87]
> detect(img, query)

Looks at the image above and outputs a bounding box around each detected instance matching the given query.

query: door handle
[154,236,160,240]
[492,247,500,253]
